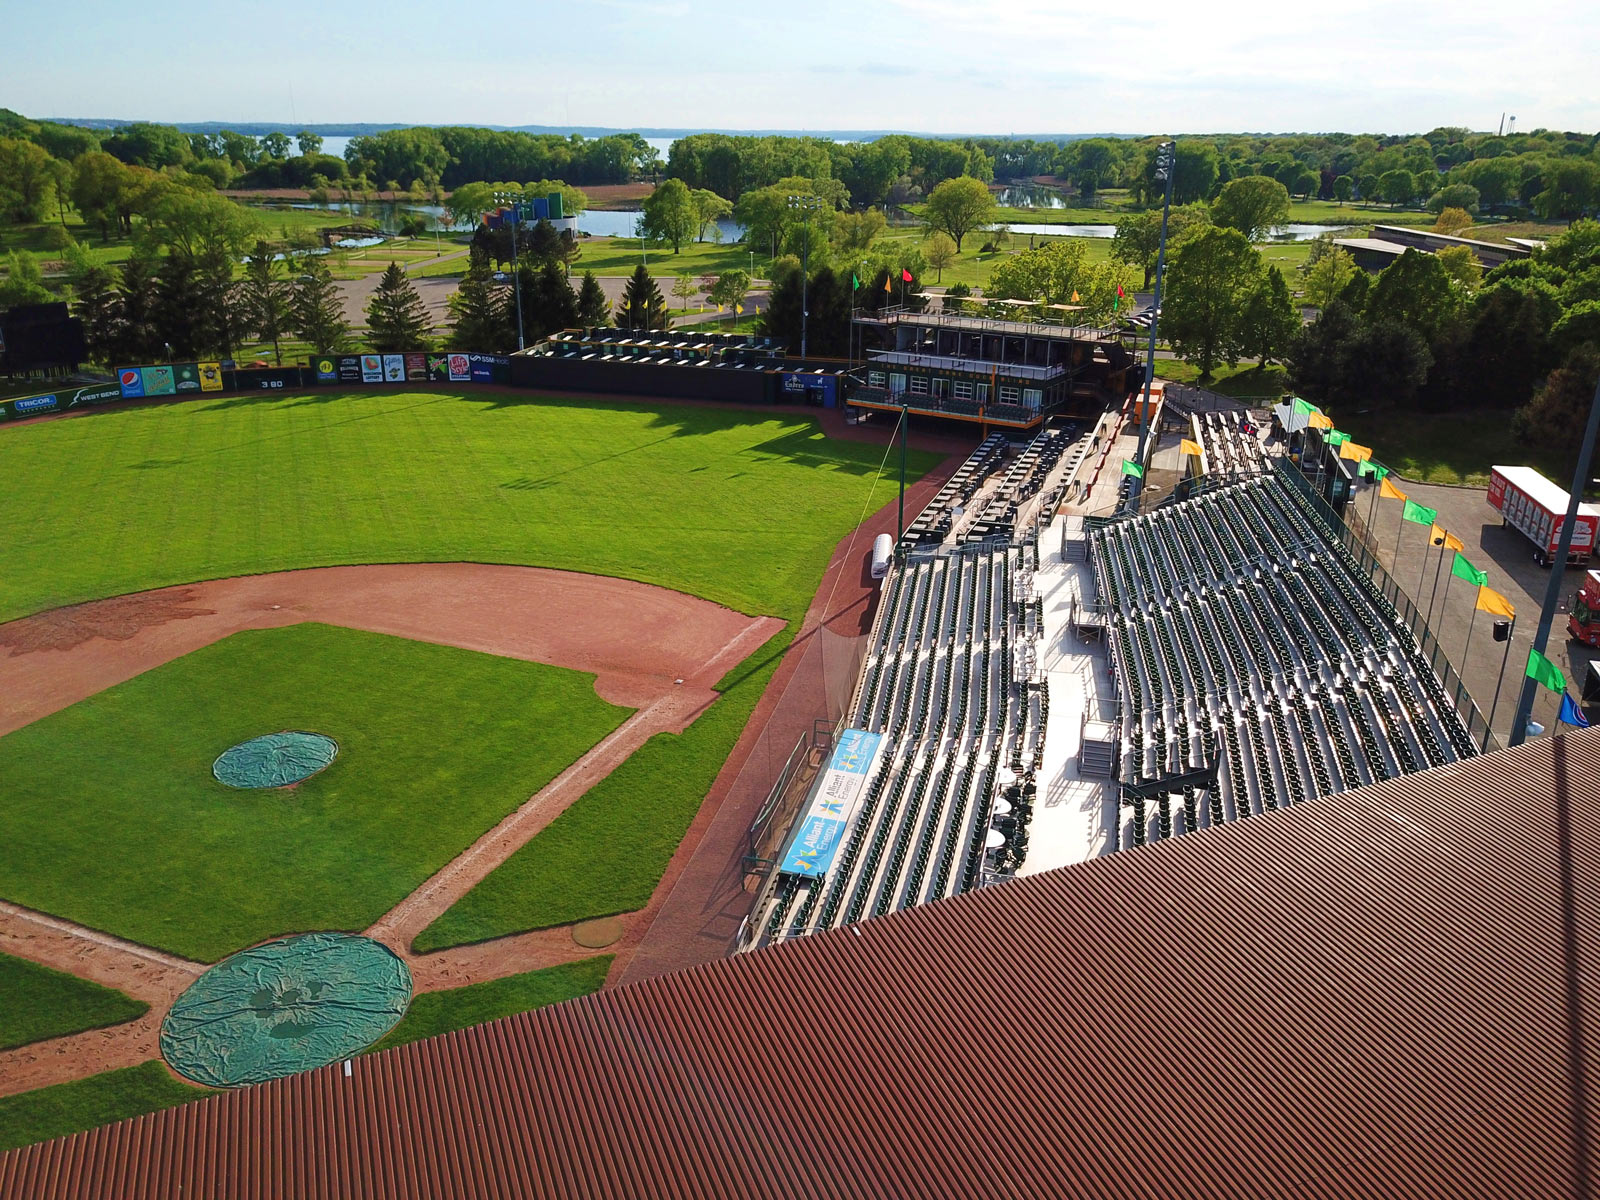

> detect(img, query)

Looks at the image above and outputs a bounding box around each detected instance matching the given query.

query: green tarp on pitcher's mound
[212,731,338,788]
[160,933,411,1087]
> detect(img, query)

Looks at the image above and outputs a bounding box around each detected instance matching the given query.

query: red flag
[1116,284,1126,298]
[901,268,913,282]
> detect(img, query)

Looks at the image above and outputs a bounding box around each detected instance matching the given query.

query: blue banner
[780,728,882,878]
[117,367,145,398]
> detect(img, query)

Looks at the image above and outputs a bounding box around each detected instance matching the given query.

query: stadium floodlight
[494,191,526,350]
[786,195,825,359]
[1131,141,1176,508]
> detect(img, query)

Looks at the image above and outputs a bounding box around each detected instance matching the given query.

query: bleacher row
[758,540,1038,940]
[966,425,1081,543]
[1193,411,1270,478]
[900,434,1007,548]
[1089,474,1477,847]
[537,327,787,368]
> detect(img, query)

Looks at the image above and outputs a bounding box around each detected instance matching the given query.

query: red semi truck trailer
[1487,465,1600,568]
[1570,571,1600,645]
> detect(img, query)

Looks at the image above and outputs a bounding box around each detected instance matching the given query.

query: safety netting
[213,731,338,788]
[160,932,411,1087]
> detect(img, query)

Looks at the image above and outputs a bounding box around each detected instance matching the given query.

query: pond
[992,185,1072,209]
[256,200,744,242]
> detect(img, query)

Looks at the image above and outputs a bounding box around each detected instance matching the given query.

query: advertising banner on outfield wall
[779,728,883,878]
[117,367,145,398]
[199,362,223,392]
[141,365,176,397]
[66,383,123,408]
[404,352,427,381]
[172,363,202,393]
[315,357,338,383]
[447,353,471,382]
[338,355,362,383]
[0,382,125,421]
[234,367,304,390]
[361,354,383,383]
[382,354,406,383]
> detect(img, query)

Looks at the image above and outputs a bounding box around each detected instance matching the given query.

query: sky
[6,0,1598,135]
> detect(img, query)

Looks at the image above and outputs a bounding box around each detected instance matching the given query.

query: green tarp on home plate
[160,933,411,1087]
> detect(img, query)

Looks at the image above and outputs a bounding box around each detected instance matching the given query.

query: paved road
[1356,474,1597,745]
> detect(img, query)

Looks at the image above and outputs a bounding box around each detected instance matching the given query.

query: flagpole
[1462,600,1480,666]
[1417,539,1431,603]
[1486,614,1516,747]
[1436,569,1456,644]
[1425,543,1448,628]
[1392,508,1404,575]
[1367,477,1380,536]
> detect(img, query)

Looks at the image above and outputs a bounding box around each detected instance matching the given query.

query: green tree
[671,271,699,313]
[1426,182,1480,215]
[1367,249,1463,343]
[113,253,162,363]
[0,137,56,222]
[0,250,53,307]
[1111,204,1209,289]
[1435,245,1483,292]
[1512,345,1600,464]
[923,232,957,283]
[1333,175,1354,203]
[1210,175,1291,242]
[985,238,1130,323]
[1135,141,1218,205]
[525,260,578,338]
[1302,246,1358,310]
[296,130,323,157]
[614,263,669,330]
[690,188,733,242]
[449,257,512,351]
[135,187,261,261]
[235,242,293,366]
[1533,160,1600,220]
[366,262,433,351]
[260,132,292,160]
[1162,226,1264,382]
[831,209,885,258]
[154,251,205,358]
[707,269,750,321]
[575,270,609,328]
[73,265,123,365]
[922,176,996,252]
[640,177,698,253]
[1378,169,1418,207]
[70,151,132,241]
[291,258,352,354]
[1238,265,1300,365]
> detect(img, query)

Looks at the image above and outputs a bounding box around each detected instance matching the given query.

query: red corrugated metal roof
[5,729,1600,1198]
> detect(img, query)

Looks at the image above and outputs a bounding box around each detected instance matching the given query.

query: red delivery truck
[1487,465,1600,568]
[1570,571,1600,645]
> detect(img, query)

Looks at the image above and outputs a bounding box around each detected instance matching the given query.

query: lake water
[993,185,1071,209]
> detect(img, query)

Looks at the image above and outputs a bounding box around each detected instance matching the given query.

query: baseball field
[0,388,940,1148]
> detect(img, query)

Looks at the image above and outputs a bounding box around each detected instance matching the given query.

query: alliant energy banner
[779,729,882,878]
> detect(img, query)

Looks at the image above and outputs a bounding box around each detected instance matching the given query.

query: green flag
[1401,499,1437,525]
[1292,397,1314,415]
[1450,551,1487,586]
[1325,430,1350,446]
[1357,460,1388,480]
[1526,647,1566,693]
[1121,459,1144,479]
[852,273,860,290]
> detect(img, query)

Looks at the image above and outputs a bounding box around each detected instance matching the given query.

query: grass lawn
[575,236,760,278]
[1155,362,1290,400]
[0,953,148,1051]
[365,957,611,1054]
[0,391,938,624]
[0,623,631,961]
[1332,408,1568,488]
[0,1061,211,1154]
[415,619,786,949]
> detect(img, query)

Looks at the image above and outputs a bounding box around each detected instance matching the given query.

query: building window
[868,371,886,388]
[1023,388,1043,409]
[953,380,973,401]
[976,383,989,404]
[910,376,930,395]
[890,373,906,395]
[932,378,949,398]
[999,385,1020,405]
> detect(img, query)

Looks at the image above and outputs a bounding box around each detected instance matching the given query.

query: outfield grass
[0,623,631,961]
[0,953,148,1051]
[365,957,611,1054]
[575,236,764,278]
[0,391,938,625]
[0,1061,212,1154]
[416,619,787,949]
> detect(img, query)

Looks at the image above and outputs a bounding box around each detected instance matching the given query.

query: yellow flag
[1379,476,1407,502]
[1476,586,1515,619]
[1071,290,1080,303]
[884,274,892,292]
[735,303,744,314]
[1430,524,1465,552]
[716,304,724,313]
[1338,441,1372,462]
[1307,412,1334,429]
[1180,438,1203,456]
